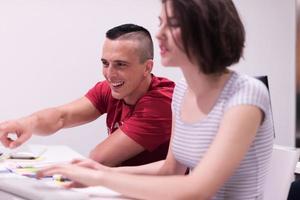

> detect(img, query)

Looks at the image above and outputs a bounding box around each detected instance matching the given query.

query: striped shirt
[172,71,274,199]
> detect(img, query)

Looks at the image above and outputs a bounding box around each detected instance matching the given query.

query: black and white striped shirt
[172,71,274,199]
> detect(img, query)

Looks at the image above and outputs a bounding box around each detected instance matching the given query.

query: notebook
[8,145,47,159]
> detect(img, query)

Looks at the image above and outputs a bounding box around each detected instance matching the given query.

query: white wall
[233,0,296,146]
[0,0,296,156]
[0,0,181,156]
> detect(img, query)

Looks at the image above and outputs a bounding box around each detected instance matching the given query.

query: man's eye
[102,62,109,67]
[116,62,127,68]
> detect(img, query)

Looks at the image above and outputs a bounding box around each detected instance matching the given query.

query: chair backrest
[263,145,300,200]
[256,76,269,89]
[255,75,275,138]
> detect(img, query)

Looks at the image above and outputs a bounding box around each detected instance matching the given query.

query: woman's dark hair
[163,0,245,74]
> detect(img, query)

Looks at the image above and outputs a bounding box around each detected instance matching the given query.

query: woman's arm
[186,105,263,198]
[72,158,167,175]
[113,160,165,174]
[113,150,187,176]
[37,105,262,200]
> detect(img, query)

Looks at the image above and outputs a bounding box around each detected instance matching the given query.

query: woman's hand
[71,158,110,171]
[36,161,105,188]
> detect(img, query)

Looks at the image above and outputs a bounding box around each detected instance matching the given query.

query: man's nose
[104,65,116,77]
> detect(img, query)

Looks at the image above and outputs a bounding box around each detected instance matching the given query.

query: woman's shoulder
[173,78,188,95]
[224,71,271,110]
[228,71,269,96]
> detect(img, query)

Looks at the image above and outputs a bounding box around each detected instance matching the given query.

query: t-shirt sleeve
[120,94,173,152]
[225,78,271,122]
[171,78,185,114]
[85,81,111,114]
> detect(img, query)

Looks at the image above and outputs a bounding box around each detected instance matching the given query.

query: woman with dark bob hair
[38,0,274,199]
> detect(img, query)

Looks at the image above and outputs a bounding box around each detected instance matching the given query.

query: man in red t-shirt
[0,24,174,167]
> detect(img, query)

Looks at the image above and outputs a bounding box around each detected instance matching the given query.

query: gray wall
[0,0,296,156]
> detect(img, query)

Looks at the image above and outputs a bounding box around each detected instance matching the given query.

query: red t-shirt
[85,75,175,166]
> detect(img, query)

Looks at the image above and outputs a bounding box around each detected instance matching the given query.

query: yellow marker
[53,174,70,182]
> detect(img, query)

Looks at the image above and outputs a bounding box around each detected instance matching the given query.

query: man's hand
[0,120,32,148]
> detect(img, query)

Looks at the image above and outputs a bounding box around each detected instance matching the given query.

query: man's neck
[123,74,152,105]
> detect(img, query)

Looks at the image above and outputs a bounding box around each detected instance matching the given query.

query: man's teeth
[111,81,124,87]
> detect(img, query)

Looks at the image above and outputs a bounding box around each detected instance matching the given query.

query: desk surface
[0,144,132,200]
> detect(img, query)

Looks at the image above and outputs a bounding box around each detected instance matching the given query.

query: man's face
[101,39,151,105]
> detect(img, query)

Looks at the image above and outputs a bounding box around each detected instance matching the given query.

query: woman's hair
[163,0,245,74]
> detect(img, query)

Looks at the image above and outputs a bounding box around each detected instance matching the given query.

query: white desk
[0,145,132,200]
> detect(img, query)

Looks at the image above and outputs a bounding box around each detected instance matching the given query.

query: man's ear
[144,59,153,76]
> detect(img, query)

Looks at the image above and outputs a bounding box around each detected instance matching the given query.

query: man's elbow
[88,150,119,167]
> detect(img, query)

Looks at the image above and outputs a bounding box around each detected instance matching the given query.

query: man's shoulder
[86,80,113,103]
[93,80,110,89]
[150,75,175,91]
[89,80,112,94]
[136,76,174,106]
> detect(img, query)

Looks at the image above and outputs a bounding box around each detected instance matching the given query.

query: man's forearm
[21,107,65,136]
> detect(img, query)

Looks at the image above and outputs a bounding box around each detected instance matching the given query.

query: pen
[9,155,36,160]
[52,174,71,182]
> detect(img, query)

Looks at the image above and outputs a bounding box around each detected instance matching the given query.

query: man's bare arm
[89,129,145,167]
[0,97,100,148]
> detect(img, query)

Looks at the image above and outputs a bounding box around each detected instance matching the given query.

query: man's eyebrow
[100,58,130,64]
[112,60,130,64]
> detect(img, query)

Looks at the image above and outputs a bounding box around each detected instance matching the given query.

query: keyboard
[0,178,89,200]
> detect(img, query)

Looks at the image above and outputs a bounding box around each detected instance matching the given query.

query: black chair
[256,76,269,89]
[255,76,275,138]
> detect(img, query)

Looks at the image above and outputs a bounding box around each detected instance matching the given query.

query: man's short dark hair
[106,24,154,63]
[163,0,245,74]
